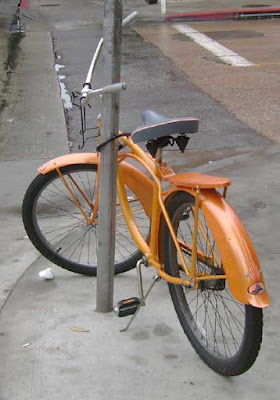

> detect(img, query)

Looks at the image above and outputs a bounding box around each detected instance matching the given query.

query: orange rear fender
[200,189,269,307]
[163,188,270,308]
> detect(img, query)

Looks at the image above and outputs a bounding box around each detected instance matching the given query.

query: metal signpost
[161,0,166,14]
[96,0,123,312]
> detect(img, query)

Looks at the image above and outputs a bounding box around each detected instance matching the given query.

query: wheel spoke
[26,165,149,275]
[163,192,261,375]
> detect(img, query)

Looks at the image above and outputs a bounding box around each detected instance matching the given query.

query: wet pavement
[52,26,272,153]
[134,19,280,143]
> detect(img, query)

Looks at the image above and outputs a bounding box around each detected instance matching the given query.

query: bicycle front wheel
[22,164,149,276]
[162,192,263,376]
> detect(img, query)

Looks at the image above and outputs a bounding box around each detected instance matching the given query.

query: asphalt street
[136,19,280,143]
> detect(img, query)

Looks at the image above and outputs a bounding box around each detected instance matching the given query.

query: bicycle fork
[56,166,100,225]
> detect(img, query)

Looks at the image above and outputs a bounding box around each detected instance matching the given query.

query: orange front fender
[38,153,100,174]
[164,188,270,308]
[38,152,153,217]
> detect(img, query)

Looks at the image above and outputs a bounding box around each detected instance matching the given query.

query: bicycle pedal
[114,297,141,317]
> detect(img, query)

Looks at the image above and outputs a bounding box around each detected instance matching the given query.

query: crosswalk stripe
[173,24,254,67]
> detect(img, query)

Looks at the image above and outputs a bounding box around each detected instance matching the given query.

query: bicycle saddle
[131,110,199,144]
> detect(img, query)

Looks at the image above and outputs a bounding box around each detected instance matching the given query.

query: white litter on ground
[54,60,73,110]
[38,268,54,280]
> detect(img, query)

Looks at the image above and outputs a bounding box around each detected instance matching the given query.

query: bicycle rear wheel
[162,192,263,376]
[22,164,150,276]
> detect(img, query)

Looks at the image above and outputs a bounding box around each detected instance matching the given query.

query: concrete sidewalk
[1,0,280,399]
[1,147,280,400]
[0,1,69,310]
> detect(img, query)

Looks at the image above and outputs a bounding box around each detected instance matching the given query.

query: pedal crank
[117,274,161,333]
[114,297,141,317]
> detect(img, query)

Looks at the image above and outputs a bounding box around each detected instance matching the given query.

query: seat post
[155,147,163,166]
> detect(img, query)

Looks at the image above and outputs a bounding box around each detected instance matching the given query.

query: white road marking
[173,24,254,67]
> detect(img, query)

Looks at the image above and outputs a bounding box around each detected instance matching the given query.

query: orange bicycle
[22,101,269,376]
[22,20,270,375]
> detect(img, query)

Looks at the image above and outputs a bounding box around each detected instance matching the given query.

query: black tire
[162,192,263,376]
[22,164,150,276]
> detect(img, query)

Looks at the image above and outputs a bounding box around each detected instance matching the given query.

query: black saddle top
[131,110,199,144]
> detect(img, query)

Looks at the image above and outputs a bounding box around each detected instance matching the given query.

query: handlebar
[81,82,127,107]
[84,11,138,87]
[122,11,138,27]
[102,82,127,94]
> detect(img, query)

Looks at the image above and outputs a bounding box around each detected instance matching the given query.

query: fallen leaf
[70,327,90,333]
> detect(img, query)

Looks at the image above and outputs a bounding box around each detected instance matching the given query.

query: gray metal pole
[96,0,123,312]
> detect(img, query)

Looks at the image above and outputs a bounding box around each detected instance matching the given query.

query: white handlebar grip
[122,11,138,27]
[101,82,127,94]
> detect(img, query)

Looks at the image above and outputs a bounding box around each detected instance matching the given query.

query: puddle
[203,30,265,41]
[172,33,191,42]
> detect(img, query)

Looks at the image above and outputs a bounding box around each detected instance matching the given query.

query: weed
[0,25,24,116]
[4,31,25,72]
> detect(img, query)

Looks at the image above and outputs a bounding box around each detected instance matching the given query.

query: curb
[20,0,28,10]
[166,7,280,22]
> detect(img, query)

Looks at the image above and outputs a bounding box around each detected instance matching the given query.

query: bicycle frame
[38,135,270,309]
[117,136,270,309]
